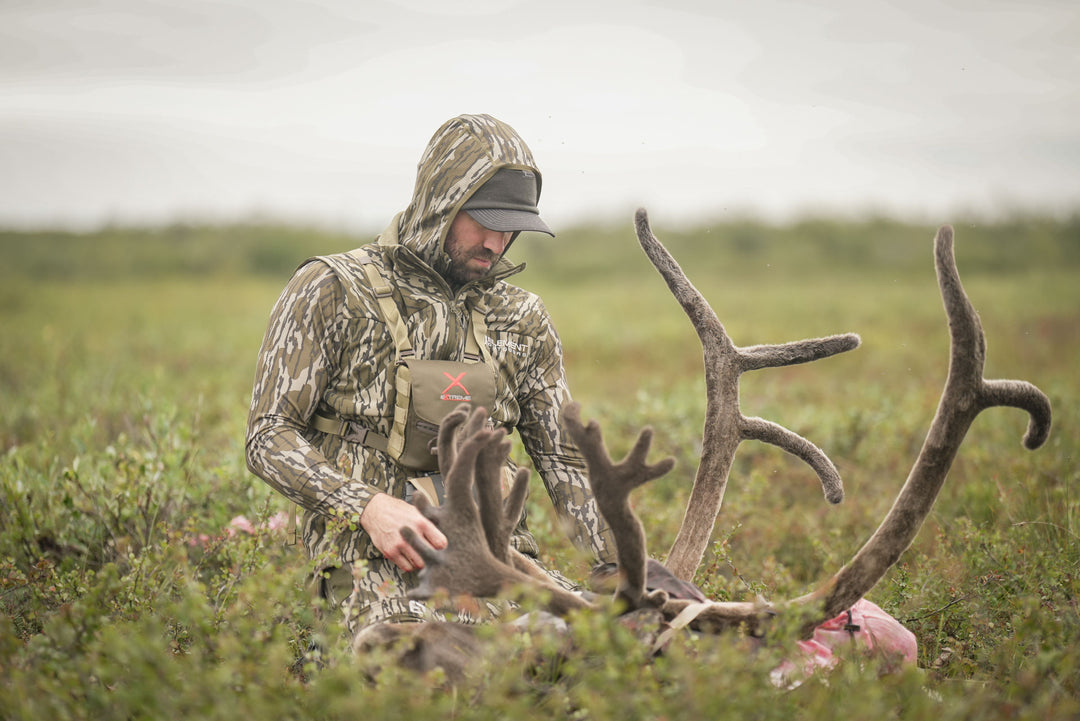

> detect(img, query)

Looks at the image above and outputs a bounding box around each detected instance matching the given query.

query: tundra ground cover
[1,216,1078,719]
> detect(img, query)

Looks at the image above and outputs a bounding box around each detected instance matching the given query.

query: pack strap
[360,262,415,360]
[360,258,494,367]
[310,412,390,453]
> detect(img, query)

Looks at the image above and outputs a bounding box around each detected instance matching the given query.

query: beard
[443,232,501,287]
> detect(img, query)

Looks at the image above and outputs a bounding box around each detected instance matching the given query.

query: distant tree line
[2,213,1077,281]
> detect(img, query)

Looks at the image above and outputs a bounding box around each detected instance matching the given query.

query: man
[246,114,615,635]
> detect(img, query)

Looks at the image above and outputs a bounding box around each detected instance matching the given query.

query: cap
[461,168,554,236]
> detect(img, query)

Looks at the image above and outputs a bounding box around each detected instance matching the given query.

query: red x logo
[440,372,471,400]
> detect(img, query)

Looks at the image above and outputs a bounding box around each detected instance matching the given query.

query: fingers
[360,492,446,573]
[398,527,434,571]
[417,515,448,551]
[388,515,447,573]
[387,530,428,573]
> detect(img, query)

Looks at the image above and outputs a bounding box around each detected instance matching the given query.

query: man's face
[443,212,513,286]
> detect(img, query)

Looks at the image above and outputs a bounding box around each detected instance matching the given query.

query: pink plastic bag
[771,598,917,688]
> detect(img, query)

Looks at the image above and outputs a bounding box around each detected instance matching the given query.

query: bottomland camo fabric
[246,114,615,631]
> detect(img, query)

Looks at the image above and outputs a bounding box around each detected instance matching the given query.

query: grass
[1,214,1078,719]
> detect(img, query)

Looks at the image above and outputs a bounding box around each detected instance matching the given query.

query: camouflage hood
[384,114,545,280]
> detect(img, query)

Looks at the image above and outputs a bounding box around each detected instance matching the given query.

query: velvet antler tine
[982,379,1053,450]
[444,430,490,510]
[503,468,530,529]
[436,404,472,476]
[473,419,517,563]
[634,208,727,342]
[742,416,845,504]
[740,335,861,371]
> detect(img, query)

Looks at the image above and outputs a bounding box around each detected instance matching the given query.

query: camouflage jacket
[246,114,615,568]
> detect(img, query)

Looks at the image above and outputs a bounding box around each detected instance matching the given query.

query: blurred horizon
[4,213,1077,286]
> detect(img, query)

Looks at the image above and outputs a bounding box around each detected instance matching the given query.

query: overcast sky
[2,0,1077,232]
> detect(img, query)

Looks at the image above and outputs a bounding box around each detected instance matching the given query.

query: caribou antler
[405,404,685,618]
[632,218,1051,634]
[404,406,590,615]
[403,407,518,600]
[634,209,859,580]
[473,429,531,566]
[563,403,675,611]
[564,401,773,635]
[789,224,1052,629]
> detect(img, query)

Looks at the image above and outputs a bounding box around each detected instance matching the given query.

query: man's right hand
[359,492,447,573]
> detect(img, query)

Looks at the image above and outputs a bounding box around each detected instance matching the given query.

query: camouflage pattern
[246,114,615,628]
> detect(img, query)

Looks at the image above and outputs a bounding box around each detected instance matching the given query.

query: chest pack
[311,254,497,472]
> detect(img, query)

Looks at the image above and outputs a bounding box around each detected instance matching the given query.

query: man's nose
[483,230,512,254]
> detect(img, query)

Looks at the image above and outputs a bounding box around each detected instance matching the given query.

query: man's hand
[360,492,447,573]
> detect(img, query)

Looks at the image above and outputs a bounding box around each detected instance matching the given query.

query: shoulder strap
[359,250,493,367]
[360,261,415,360]
[363,211,494,365]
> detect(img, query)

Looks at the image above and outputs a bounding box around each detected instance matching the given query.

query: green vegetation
[1,214,1078,719]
